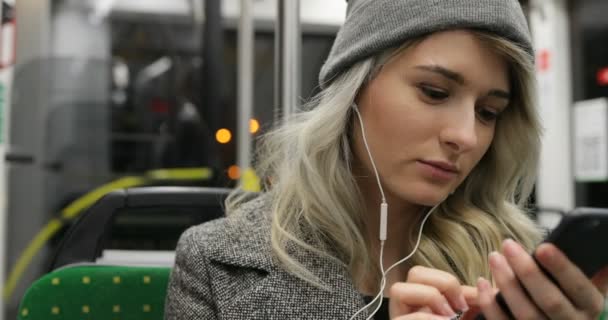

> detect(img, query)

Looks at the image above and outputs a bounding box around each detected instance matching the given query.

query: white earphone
[350,103,443,320]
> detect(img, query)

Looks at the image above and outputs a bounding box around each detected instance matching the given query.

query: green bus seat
[17,264,170,320]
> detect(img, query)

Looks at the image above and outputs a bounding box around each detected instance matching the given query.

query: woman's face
[353,30,510,206]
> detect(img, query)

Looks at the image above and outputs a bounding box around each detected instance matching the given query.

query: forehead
[387,30,511,91]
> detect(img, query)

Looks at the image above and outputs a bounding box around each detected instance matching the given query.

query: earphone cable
[350,104,441,320]
[353,105,386,203]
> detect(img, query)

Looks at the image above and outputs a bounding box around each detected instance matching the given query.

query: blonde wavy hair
[228,30,543,290]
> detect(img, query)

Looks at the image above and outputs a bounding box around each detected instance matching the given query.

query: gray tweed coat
[164,195,370,319]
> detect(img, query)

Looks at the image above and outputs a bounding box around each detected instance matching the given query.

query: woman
[165,0,608,319]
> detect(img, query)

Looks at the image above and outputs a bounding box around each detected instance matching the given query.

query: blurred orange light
[228,165,241,180]
[216,128,232,144]
[250,119,260,134]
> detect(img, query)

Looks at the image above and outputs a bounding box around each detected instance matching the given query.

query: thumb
[591,266,608,295]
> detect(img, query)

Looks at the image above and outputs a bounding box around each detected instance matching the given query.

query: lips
[417,160,459,181]
[419,160,459,173]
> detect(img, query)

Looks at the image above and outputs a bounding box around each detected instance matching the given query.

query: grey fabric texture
[319,0,533,88]
[164,195,369,319]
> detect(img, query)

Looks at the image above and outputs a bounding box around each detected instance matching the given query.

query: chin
[398,184,452,207]
[412,194,448,207]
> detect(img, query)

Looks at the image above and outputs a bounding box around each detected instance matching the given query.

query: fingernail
[457,294,469,312]
[441,302,457,317]
[477,277,489,292]
[536,243,554,263]
[503,239,518,257]
[488,251,500,269]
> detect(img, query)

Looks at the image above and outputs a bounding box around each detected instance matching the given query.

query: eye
[418,84,449,101]
[476,107,500,123]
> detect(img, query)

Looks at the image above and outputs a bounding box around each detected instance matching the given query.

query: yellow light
[249,119,260,134]
[216,128,232,144]
[228,165,241,180]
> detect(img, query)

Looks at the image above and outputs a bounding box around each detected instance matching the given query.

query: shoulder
[175,193,274,271]
[166,194,277,319]
[169,193,368,319]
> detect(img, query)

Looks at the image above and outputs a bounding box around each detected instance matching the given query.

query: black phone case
[475,207,608,319]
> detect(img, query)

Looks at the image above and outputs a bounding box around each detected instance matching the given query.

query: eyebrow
[415,65,465,84]
[487,89,511,100]
[414,65,511,100]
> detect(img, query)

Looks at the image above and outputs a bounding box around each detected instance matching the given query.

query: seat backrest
[50,186,231,269]
[19,186,233,320]
[17,264,170,320]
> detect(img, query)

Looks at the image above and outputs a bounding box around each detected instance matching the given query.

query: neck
[353,167,433,296]
[355,174,425,249]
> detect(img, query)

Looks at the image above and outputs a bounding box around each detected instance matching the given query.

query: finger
[489,249,548,319]
[503,240,577,319]
[592,266,608,295]
[461,285,478,307]
[407,266,469,312]
[390,282,458,317]
[534,242,604,317]
[410,306,432,313]
[461,285,499,307]
[476,277,509,320]
[392,311,452,320]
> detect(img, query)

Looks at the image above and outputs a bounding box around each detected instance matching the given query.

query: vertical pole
[0,5,5,320]
[530,0,574,219]
[3,1,23,318]
[201,0,223,135]
[237,0,253,181]
[274,0,301,124]
[200,0,224,173]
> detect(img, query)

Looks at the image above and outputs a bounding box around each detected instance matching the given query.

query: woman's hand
[477,239,608,319]
[388,266,477,319]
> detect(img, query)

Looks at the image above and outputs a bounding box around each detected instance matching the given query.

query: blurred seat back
[18,186,232,320]
[50,186,230,269]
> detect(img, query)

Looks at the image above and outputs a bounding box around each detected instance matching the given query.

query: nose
[439,106,478,153]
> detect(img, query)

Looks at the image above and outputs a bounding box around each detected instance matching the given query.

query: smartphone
[475,207,608,320]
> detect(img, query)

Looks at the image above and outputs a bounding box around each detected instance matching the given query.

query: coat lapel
[203,195,370,319]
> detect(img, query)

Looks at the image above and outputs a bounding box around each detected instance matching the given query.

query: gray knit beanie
[319,0,533,89]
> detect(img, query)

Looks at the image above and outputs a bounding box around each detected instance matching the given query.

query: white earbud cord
[350,204,439,320]
[353,105,386,204]
[350,105,442,320]
[367,204,440,319]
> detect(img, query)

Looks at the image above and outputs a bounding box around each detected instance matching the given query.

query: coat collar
[202,194,369,318]
[203,195,275,272]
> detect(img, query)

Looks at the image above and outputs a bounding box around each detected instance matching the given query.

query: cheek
[369,95,431,140]
[370,109,429,156]
[469,130,496,168]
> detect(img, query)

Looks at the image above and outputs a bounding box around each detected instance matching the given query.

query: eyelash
[417,84,500,124]
[419,84,448,101]
[476,108,499,123]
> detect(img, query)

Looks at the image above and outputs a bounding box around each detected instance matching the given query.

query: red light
[537,49,551,73]
[149,98,170,114]
[597,68,608,86]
